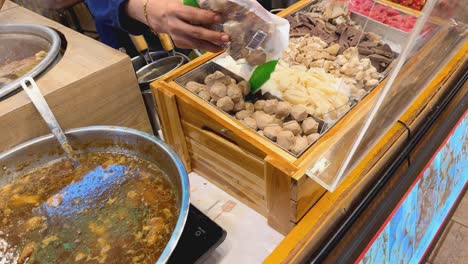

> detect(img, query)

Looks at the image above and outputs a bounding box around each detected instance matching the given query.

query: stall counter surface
[189,172,284,263]
[0,0,17,11]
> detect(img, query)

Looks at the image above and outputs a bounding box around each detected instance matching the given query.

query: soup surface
[0,152,178,264]
[0,51,46,88]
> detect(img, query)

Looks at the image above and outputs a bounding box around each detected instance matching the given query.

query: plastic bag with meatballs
[184,0,289,66]
[184,0,290,92]
[185,1,290,92]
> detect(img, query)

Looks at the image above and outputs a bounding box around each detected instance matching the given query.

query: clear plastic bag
[192,0,290,67]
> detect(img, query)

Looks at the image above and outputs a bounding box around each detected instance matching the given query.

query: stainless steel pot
[0,24,61,98]
[131,52,189,134]
[135,54,189,88]
[0,126,190,264]
[131,51,190,74]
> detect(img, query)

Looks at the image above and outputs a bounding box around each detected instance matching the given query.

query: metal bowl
[0,24,61,98]
[0,126,190,264]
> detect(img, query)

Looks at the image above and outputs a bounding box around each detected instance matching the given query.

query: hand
[125,0,229,52]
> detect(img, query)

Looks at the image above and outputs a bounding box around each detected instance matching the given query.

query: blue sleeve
[86,0,147,47]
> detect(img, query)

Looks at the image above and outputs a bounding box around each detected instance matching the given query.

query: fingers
[171,19,229,44]
[172,34,224,53]
[176,5,221,25]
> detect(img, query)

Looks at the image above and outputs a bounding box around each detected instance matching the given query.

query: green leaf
[183,0,200,8]
[249,60,278,93]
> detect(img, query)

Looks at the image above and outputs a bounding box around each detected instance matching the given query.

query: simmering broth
[0,152,178,263]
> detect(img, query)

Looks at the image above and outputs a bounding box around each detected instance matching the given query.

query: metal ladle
[20,77,80,168]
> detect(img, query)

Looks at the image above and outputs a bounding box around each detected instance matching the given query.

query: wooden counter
[0,0,17,11]
[0,3,152,152]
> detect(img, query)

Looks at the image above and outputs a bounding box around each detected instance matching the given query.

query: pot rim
[0,24,61,99]
[136,55,186,84]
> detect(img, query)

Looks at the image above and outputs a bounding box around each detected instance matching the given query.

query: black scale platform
[168,205,227,264]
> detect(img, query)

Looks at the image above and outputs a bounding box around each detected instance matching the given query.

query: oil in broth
[0,152,178,264]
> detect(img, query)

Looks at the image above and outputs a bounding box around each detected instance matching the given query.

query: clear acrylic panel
[306,0,467,191]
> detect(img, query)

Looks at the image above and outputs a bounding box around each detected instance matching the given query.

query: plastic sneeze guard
[306,0,467,191]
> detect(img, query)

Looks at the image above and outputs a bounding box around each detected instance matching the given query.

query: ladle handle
[129,34,149,53]
[158,33,175,52]
[20,77,79,167]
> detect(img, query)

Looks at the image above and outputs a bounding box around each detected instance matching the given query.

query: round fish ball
[301,118,319,135]
[242,117,257,130]
[227,84,243,102]
[238,80,251,96]
[234,99,246,112]
[186,81,206,94]
[263,99,279,115]
[283,120,302,136]
[254,100,266,111]
[235,110,253,120]
[291,105,308,122]
[209,81,227,98]
[307,133,320,144]
[198,90,211,101]
[254,112,275,130]
[263,124,283,141]
[291,136,309,155]
[217,96,234,112]
[245,102,255,112]
[276,101,292,119]
[277,131,295,150]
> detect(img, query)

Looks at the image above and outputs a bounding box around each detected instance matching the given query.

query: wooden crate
[152,0,457,234]
[0,4,152,153]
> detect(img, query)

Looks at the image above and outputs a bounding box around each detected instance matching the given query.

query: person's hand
[126,0,229,52]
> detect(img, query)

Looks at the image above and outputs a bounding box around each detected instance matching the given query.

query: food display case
[151,0,466,262]
[153,0,465,229]
[1,0,466,262]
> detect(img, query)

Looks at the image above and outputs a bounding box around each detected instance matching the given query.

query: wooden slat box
[152,0,455,234]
